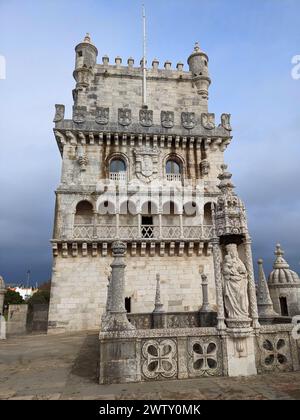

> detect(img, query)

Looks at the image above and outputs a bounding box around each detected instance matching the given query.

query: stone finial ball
[112,241,126,256]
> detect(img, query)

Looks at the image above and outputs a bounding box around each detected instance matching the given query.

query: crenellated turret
[73,33,98,89]
[188,42,211,100]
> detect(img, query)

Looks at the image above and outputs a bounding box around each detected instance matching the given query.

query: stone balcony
[73,224,214,241]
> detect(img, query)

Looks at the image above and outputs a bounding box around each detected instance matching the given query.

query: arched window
[166,158,182,181]
[74,201,93,224]
[109,158,126,181]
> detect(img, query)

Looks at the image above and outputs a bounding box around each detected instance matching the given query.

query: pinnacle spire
[153,274,164,313]
[257,259,277,317]
[83,33,91,43]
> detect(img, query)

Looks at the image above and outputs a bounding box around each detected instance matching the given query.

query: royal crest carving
[201,113,215,130]
[141,339,177,380]
[221,113,232,131]
[222,244,249,321]
[161,111,174,128]
[140,109,153,127]
[118,108,131,126]
[53,104,65,123]
[181,112,196,129]
[95,107,109,125]
[134,147,160,183]
[73,106,86,124]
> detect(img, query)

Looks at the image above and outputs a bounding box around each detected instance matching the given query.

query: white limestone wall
[48,252,217,333]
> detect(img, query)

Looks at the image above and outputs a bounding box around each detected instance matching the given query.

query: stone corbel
[72,242,78,257]
[54,130,66,147]
[92,242,98,257]
[66,131,77,145]
[178,242,185,257]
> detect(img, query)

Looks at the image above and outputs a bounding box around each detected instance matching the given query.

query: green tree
[4,289,24,306]
[27,289,50,308]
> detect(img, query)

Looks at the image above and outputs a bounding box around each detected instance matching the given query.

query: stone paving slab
[0,332,299,400]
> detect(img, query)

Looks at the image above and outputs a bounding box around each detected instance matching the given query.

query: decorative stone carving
[220,113,232,131]
[95,107,109,125]
[188,337,222,377]
[201,113,215,130]
[73,106,86,123]
[76,145,88,171]
[200,160,210,176]
[134,147,160,183]
[258,334,292,373]
[222,244,249,321]
[141,339,177,380]
[181,112,196,129]
[161,111,174,128]
[118,108,131,126]
[139,109,153,127]
[53,104,65,122]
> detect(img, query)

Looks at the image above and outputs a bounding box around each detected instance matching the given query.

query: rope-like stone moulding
[211,237,226,331]
[244,235,260,331]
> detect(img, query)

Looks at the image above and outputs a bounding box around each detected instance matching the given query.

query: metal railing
[166,173,182,182]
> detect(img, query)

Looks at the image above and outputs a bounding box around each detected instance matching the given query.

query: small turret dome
[268,244,300,285]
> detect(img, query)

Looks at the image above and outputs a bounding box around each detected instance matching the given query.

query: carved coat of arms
[161,111,174,128]
[201,113,215,130]
[220,113,232,131]
[95,107,109,125]
[134,147,160,183]
[53,104,65,123]
[140,109,153,127]
[118,108,131,126]
[181,112,196,129]
[73,106,86,124]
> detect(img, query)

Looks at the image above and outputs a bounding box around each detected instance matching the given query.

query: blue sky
[0,0,300,285]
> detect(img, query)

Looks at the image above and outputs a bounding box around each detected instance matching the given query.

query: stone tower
[48,35,257,333]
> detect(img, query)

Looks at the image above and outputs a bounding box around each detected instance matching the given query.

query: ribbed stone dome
[268,244,300,285]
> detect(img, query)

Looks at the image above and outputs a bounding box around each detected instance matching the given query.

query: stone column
[211,238,226,331]
[153,274,164,313]
[101,241,135,332]
[115,212,120,239]
[244,236,260,331]
[200,274,212,312]
[179,213,184,239]
[158,213,162,239]
[0,276,6,316]
[137,213,142,239]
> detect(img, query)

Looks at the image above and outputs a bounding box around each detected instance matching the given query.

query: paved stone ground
[0,332,300,400]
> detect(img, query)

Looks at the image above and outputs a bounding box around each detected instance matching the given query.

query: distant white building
[9,287,37,301]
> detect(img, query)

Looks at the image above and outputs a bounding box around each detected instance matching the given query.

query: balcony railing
[109,172,127,181]
[166,173,182,182]
[73,224,214,240]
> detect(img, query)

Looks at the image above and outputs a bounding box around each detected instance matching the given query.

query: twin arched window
[108,156,182,181]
